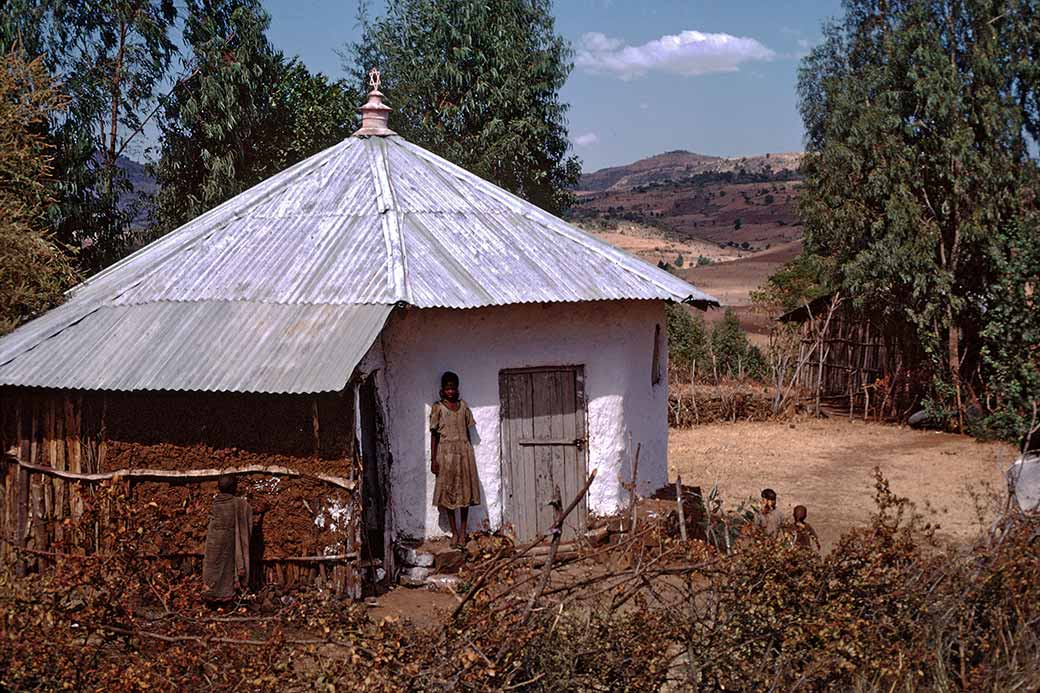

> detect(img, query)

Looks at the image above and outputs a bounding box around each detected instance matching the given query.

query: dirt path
[669,419,1017,551]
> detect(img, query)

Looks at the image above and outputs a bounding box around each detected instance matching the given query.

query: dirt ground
[668,418,1018,551]
[588,223,747,266]
[370,418,1018,623]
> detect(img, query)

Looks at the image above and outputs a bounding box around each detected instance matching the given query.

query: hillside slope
[578,150,802,193]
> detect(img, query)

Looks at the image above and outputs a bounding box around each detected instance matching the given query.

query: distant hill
[568,149,804,253]
[575,150,808,343]
[578,150,803,193]
[117,155,157,198]
[108,155,156,226]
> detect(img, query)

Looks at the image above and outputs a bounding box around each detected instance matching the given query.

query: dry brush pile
[2,472,1038,691]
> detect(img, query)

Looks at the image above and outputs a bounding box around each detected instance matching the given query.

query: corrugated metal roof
[0,303,391,394]
[0,132,717,394]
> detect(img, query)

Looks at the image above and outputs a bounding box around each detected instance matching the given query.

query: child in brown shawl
[430,371,480,548]
[789,504,821,551]
[202,475,260,603]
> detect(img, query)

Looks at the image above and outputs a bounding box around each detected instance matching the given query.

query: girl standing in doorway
[430,371,480,547]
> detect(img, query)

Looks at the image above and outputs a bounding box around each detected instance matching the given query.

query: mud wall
[0,389,365,594]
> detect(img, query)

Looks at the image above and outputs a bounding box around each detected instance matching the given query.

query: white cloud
[573,132,600,147]
[576,30,775,80]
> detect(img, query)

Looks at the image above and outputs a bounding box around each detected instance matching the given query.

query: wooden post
[690,362,699,424]
[311,400,321,456]
[628,441,641,531]
[15,410,31,577]
[66,396,83,521]
[676,475,687,542]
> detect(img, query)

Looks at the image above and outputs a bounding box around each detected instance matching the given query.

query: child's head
[761,488,777,511]
[217,474,238,495]
[440,371,460,401]
[794,504,807,523]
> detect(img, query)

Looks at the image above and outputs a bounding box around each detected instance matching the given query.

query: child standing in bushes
[431,371,481,548]
[752,488,782,537]
[790,504,821,551]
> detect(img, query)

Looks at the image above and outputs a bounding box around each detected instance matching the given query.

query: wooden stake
[628,442,641,531]
[311,399,321,455]
[676,475,687,542]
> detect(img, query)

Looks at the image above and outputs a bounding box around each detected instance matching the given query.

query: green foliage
[797,0,1040,437]
[668,305,766,381]
[674,253,684,268]
[152,0,357,235]
[1,0,179,275]
[349,0,581,215]
[151,0,281,233]
[733,217,742,230]
[696,255,713,266]
[0,50,78,333]
[976,217,1040,442]
[272,60,357,168]
[751,252,832,313]
[710,308,766,380]
[666,303,708,375]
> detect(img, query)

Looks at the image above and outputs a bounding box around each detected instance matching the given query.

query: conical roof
[0,133,717,394]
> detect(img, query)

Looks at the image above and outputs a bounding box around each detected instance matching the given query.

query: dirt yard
[669,419,1018,551]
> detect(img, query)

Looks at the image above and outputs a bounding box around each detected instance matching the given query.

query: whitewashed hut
[0,74,716,578]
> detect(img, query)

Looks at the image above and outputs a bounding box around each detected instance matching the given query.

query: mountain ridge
[579,150,803,193]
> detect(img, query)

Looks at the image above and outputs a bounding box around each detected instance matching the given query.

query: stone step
[394,544,434,568]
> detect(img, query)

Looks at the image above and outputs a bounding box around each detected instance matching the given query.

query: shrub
[666,303,709,376]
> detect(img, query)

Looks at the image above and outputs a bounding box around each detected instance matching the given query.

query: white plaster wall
[358,300,670,541]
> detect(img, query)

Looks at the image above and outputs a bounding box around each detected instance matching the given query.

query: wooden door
[499,366,588,542]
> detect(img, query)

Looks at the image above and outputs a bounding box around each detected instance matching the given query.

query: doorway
[499,366,588,542]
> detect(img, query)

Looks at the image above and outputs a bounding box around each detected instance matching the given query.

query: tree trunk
[104,16,129,195]
[948,306,963,431]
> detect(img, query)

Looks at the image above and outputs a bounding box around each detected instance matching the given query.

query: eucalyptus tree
[152,0,357,235]
[797,0,1040,435]
[349,0,581,215]
[0,0,179,274]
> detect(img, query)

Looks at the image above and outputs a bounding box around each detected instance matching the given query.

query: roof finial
[353,67,395,137]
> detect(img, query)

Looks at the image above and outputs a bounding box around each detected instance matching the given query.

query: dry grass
[669,418,1017,551]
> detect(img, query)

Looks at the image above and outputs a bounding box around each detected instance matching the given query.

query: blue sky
[263,0,842,172]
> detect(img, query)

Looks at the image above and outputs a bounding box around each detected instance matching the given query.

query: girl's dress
[431,400,481,508]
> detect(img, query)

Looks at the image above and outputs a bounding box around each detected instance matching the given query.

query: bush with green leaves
[710,308,767,380]
[667,305,766,382]
[666,302,708,377]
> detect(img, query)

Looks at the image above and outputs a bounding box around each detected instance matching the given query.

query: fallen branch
[101,624,376,657]
[2,451,355,492]
[451,469,598,620]
[522,485,564,624]
[0,539,356,564]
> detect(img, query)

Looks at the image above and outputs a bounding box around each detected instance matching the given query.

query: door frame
[498,364,589,541]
